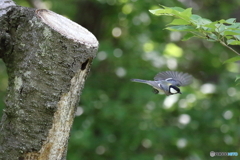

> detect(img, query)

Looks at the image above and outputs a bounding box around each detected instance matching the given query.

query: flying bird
[131,71,193,96]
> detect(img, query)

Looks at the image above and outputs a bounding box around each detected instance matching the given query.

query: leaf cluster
[150,5,240,56]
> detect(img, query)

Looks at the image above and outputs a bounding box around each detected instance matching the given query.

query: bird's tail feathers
[131,79,148,83]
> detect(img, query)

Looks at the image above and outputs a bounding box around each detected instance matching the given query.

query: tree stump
[0,3,98,160]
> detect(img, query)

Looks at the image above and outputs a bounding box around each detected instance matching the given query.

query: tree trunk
[0,1,98,159]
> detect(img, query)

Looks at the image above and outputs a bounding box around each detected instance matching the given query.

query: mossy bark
[0,5,98,160]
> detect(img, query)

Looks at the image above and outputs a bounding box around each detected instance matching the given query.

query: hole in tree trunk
[81,59,89,70]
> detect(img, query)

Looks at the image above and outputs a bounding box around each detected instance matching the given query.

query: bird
[131,71,193,96]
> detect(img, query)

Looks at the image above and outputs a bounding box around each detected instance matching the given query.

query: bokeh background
[2,0,240,159]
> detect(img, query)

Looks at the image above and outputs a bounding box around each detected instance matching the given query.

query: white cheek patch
[170,87,178,94]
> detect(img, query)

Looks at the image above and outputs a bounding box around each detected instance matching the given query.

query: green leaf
[168,6,185,12]
[215,24,226,33]
[168,19,190,25]
[227,39,240,45]
[166,25,196,32]
[182,32,196,41]
[149,9,174,16]
[178,8,192,21]
[150,5,240,51]
[225,18,236,24]
[223,56,240,64]
[202,22,217,32]
[226,23,240,30]
[203,22,217,29]
[235,75,240,82]
[190,15,212,29]
[234,35,240,40]
[224,30,240,36]
[182,8,192,18]
[225,35,233,39]
[218,19,226,23]
[169,7,191,20]
[207,33,218,41]
[199,18,212,25]
[190,14,202,24]
[150,6,192,21]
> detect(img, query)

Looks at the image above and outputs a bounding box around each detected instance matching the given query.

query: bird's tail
[130,79,148,83]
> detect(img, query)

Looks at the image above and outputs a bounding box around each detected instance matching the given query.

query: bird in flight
[131,71,193,96]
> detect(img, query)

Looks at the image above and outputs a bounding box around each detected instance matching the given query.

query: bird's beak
[179,92,182,94]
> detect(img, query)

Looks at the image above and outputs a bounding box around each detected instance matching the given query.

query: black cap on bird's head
[169,85,181,94]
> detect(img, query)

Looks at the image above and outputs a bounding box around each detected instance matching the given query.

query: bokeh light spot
[200,83,216,94]
[166,58,177,70]
[220,124,229,133]
[154,154,163,160]
[178,114,191,125]
[118,0,128,4]
[226,63,238,72]
[107,134,117,143]
[97,51,107,61]
[113,48,123,57]
[122,3,133,14]
[186,94,196,103]
[176,138,187,148]
[178,99,187,108]
[143,42,154,52]
[112,27,122,37]
[142,51,165,68]
[164,43,183,57]
[106,0,116,5]
[170,32,181,41]
[223,110,233,120]
[224,135,233,145]
[227,87,236,97]
[139,12,150,24]
[75,106,84,116]
[145,101,156,111]
[96,145,106,155]
[115,67,126,77]
[163,95,179,109]
[142,139,152,148]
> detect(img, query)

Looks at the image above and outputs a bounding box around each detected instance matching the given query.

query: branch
[219,40,240,56]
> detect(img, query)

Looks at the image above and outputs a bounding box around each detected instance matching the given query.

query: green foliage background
[3,0,240,159]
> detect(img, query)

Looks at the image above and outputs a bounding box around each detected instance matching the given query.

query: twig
[219,40,240,56]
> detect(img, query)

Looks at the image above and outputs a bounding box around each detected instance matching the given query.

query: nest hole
[81,59,89,70]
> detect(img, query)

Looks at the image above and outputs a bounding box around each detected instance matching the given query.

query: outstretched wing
[154,71,193,86]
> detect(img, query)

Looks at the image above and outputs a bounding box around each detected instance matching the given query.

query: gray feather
[131,79,148,83]
[131,79,170,94]
[131,79,161,88]
[154,71,192,86]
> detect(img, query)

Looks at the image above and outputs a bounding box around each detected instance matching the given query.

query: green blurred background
[2,0,240,159]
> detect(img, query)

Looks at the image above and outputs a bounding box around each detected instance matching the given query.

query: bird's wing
[154,71,193,86]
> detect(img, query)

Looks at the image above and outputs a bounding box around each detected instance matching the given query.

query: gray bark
[0,2,98,160]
